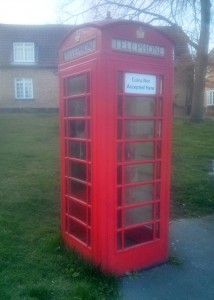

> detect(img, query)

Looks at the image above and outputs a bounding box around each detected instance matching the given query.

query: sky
[0,0,59,24]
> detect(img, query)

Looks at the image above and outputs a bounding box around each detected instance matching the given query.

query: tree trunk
[190,0,211,122]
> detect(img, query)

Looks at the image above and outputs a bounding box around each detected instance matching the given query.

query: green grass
[0,113,118,300]
[1,113,214,299]
[171,118,214,218]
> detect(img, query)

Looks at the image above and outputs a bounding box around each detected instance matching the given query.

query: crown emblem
[136,27,145,39]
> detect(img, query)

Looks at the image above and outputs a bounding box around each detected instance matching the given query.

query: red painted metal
[58,20,174,275]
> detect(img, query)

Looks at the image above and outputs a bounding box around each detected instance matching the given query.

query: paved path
[119,215,214,300]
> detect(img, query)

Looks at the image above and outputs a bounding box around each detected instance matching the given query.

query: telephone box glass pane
[67,97,86,116]
[124,142,154,161]
[68,74,86,95]
[124,163,153,183]
[68,199,87,223]
[69,220,87,243]
[124,120,154,139]
[124,224,153,247]
[70,180,86,202]
[124,184,154,204]
[124,96,155,117]
[124,204,153,226]
[68,141,86,160]
[69,161,86,181]
[69,120,86,138]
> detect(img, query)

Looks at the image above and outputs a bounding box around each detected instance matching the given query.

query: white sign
[125,73,156,95]
[112,38,165,57]
[64,39,96,61]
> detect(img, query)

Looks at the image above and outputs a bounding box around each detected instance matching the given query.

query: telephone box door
[107,61,172,272]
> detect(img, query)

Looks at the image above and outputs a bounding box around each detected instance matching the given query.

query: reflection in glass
[117,210,122,228]
[69,220,87,243]
[67,98,86,116]
[117,143,123,162]
[118,72,123,93]
[156,182,161,200]
[156,162,161,179]
[155,222,160,239]
[158,99,162,117]
[117,120,123,139]
[68,199,87,223]
[124,120,154,139]
[117,96,123,116]
[124,224,153,247]
[68,74,86,95]
[117,165,122,185]
[124,204,153,226]
[69,120,86,138]
[124,184,154,204]
[117,188,122,206]
[157,141,161,159]
[124,163,153,183]
[68,141,86,160]
[70,180,87,201]
[156,202,160,219]
[157,120,162,138]
[124,142,154,161]
[117,232,123,250]
[69,161,86,181]
[124,96,155,117]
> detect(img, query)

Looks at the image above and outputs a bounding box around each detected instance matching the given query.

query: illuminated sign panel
[112,38,165,57]
[64,39,96,61]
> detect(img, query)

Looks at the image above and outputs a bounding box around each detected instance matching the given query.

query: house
[0,23,193,114]
[205,49,214,115]
[0,24,73,111]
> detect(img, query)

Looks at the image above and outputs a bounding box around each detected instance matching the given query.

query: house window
[206,90,214,106]
[13,43,35,63]
[15,78,33,99]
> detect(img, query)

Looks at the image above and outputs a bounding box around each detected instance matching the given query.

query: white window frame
[14,78,34,100]
[13,42,35,63]
[206,90,214,106]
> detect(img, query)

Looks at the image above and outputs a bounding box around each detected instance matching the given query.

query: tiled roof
[0,24,73,67]
[0,22,189,68]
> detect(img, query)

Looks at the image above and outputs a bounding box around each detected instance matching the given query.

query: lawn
[0,113,214,300]
[0,113,117,300]
[171,117,214,218]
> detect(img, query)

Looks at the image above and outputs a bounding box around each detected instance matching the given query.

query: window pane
[118,72,123,93]
[124,120,154,139]
[70,180,87,202]
[124,142,154,161]
[124,224,153,247]
[68,140,86,160]
[13,43,34,63]
[124,204,153,226]
[68,74,86,95]
[67,97,86,116]
[124,163,153,183]
[69,120,86,138]
[68,220,87,243]
[68,199,87,223]
[69,161,86,181]
[124,184,154,204]
[15,78,33,99]
[124,96,155,117]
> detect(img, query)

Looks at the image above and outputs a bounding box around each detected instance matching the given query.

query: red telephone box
[58,20,173,274]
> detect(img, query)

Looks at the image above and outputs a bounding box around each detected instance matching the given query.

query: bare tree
[59,0,212,122]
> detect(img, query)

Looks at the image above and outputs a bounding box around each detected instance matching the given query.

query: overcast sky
[0,0,59,24]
